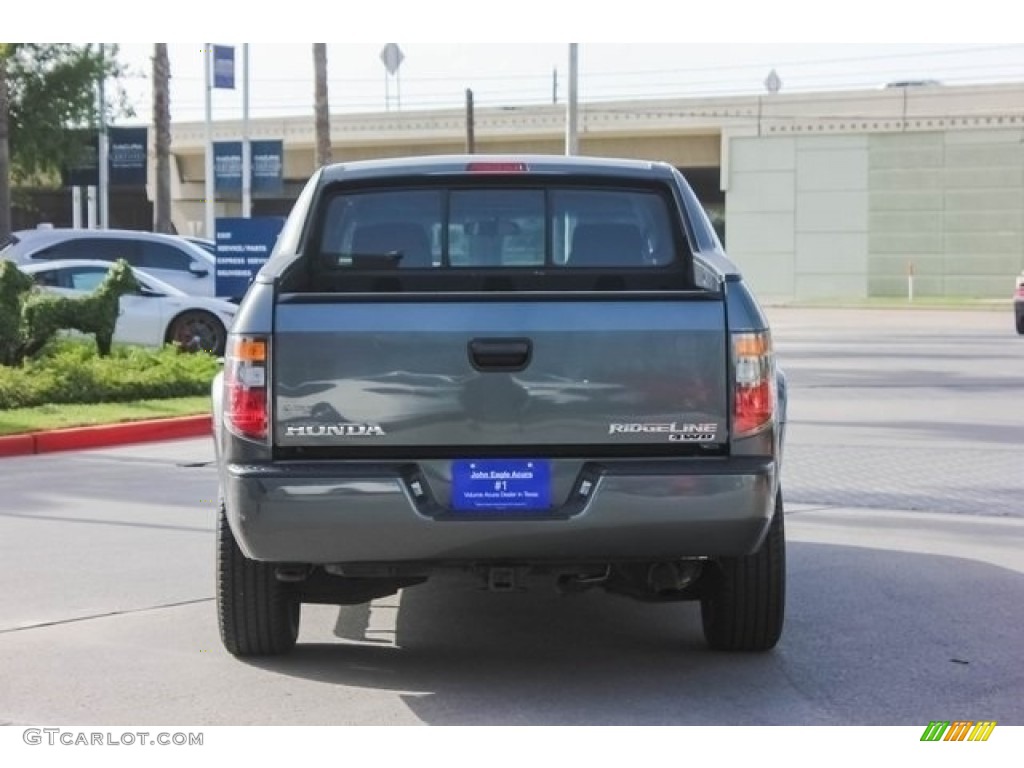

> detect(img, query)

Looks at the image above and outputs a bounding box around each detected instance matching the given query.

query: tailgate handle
[468,338,532,372]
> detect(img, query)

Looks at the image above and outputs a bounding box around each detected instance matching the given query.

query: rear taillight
[224,336,268,440]
[732,331,776,438]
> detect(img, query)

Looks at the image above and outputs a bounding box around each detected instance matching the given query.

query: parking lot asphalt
[768,307,1022,518]
[1,436,1021,725]
[1,307,1021,726]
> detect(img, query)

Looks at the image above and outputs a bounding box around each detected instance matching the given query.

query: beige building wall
[728,127,1024,300]
[868,130,1024,297]
[726,134,870,301]
[724,137,797,299]
[794,136,869,299]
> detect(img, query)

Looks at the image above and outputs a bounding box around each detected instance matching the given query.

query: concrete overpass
[163,82,1024,299]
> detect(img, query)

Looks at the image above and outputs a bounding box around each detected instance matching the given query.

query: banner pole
[204,44,215,239]
[242,43,251,218]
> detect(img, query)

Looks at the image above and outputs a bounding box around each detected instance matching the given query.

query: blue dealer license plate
[451,460,551,512]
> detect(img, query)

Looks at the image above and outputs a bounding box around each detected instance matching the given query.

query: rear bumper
[223,456,779,564]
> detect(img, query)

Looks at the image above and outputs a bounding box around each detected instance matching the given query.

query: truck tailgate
[273,294,728,451]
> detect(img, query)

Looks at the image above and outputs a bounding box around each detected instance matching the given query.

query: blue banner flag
[213,141,242,196]
[213,45,235,89]
[251,140,283,197]
[108,126,148,187]
[214,140,283,198]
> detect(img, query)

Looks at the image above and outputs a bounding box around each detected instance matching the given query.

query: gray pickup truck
[212,155,787,656]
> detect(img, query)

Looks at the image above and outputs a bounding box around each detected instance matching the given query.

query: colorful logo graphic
[920,721,996,742]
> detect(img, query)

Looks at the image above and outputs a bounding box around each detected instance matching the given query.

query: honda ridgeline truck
[212,155,787,656]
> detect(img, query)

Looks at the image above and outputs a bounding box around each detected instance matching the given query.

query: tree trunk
[152,44,172,234]
[0,53,12,240]
[313,44,331,168]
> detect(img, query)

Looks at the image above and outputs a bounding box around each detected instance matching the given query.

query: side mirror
[189,261,209,278]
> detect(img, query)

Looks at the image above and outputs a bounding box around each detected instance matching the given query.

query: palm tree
[313,44,331,167]
[152,44,172,233]
[0,47,12,240]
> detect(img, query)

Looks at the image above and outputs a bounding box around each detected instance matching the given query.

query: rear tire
[217,501,300,656]
[1016,312,1024,335]
[700,491,785,651]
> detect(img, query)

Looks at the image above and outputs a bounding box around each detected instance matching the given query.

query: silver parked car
[1,228,217,297]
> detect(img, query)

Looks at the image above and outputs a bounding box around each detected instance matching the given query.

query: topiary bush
[18,259,140,361]
[0,260,36,366]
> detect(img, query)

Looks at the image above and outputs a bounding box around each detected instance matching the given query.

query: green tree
[0,43,127,239]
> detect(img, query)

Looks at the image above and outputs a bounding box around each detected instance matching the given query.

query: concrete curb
[0,414,212,458]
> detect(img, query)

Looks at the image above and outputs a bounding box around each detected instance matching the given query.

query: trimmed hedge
[0,340,221,410]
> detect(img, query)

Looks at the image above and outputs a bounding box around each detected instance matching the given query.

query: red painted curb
[0,433,36,458]
[0,414,212,457]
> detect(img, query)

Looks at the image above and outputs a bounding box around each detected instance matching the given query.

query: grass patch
[0,396,211,436]
[0,339,219,435]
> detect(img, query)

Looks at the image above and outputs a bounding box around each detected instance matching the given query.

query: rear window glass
[317,186,677,270]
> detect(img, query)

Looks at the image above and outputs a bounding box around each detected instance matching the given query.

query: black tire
[217,501,300,657]
[700,491,785,651]
[1016,312,1024,335]
[168,311,226,356]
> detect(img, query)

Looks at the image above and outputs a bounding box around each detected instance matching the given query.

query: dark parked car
[1015,271,1024,335]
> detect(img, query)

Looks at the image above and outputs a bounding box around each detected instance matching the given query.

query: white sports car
[20,260,237,355]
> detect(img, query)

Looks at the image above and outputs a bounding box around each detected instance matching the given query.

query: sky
[110,42,1024,125]
[13,0,1024,125]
